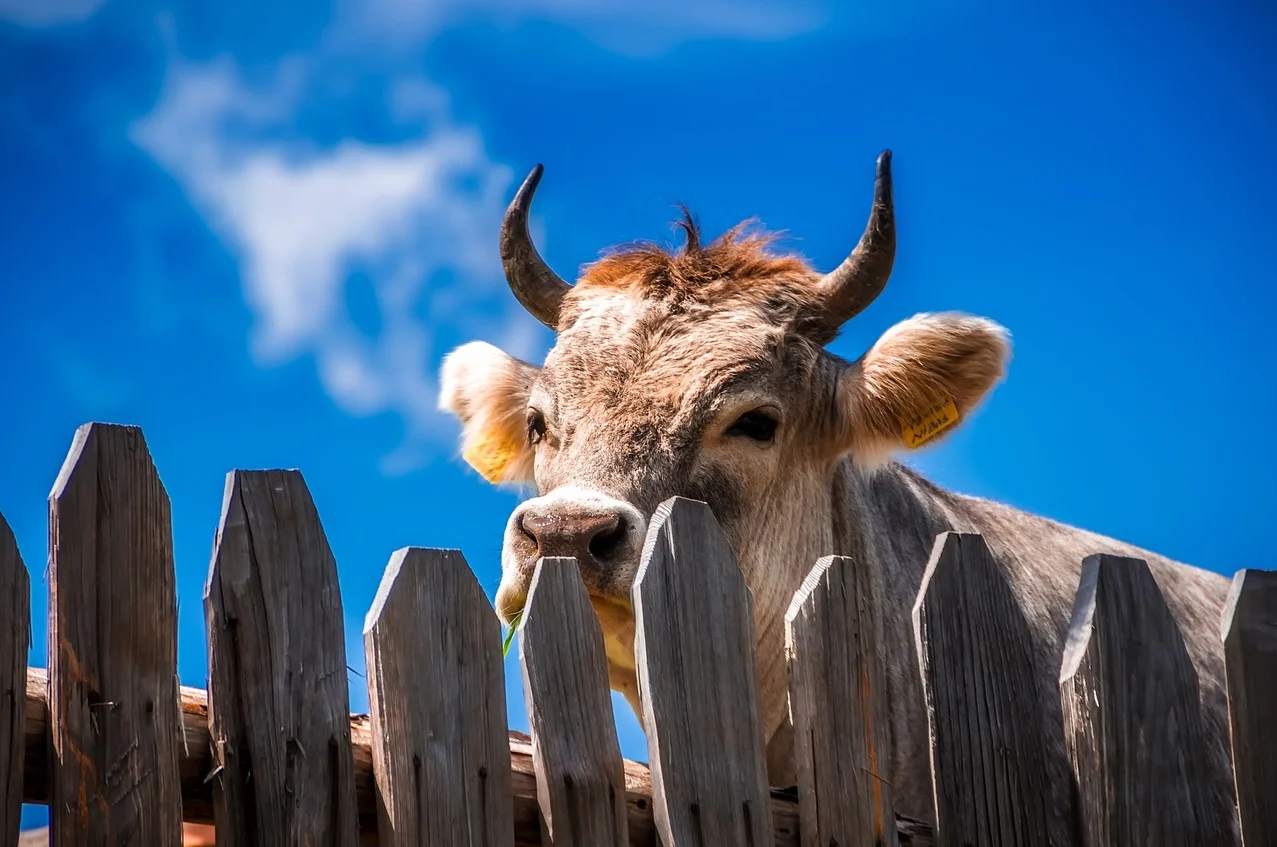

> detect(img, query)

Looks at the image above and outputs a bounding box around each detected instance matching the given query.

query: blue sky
[2,0,1275,830]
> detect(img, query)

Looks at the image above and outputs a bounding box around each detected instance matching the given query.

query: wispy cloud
[0,0,110,27]
[131,54,542,474]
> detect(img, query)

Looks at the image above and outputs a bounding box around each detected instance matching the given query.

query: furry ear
[837,312,1011,467]
[438,341,540,484]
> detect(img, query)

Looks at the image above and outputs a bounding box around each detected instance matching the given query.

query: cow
[437,152,1239,842]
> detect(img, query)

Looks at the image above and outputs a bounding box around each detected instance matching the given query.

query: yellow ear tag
[463,427,522,484]
[901,394,961,448]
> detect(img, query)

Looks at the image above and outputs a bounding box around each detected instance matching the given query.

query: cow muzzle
[495,485,647,625]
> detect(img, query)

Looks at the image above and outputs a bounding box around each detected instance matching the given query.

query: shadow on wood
[1221,568,1277,847]
[912,531,1059,846]
[1060,553,1230,845]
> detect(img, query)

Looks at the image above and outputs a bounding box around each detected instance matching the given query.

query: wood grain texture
[0,513,29,847]
[362,547,514,846]
[204,469,359,846]
[911,531,1058,847]
[633,496,772,847]
[46,422,184,845]
[1221,568,1277,847]
[1059,553,1228,846]
[519,557,629,846]
[785,555,896,847]
[19,666,934,846]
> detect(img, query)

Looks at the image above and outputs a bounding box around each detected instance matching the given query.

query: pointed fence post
[47,423,184,845]
[204,469,359,846]
[1060,553,1231,845]
[519,556,629,846]
[632,496,772,846]
[786,554,897,847]
[362,547,515,847]
[912,531,1058,847]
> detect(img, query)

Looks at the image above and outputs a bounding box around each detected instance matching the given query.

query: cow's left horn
[815,149,896,328]
[500,164,571,331]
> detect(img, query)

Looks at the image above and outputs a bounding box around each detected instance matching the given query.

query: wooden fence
[0,421,1273,846]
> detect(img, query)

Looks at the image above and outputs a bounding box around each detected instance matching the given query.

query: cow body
[438,154,1240,843]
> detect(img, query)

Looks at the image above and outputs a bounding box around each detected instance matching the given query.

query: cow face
[438,153,1011,737]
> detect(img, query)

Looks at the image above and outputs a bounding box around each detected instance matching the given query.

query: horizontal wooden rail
[19,667,933,846]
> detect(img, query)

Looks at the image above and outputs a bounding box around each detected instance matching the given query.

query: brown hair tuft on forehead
[673,205,701,254]
[577,215,817,299]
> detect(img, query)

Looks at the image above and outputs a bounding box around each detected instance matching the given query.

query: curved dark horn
[500,164,571,330]
[816,150,896,328]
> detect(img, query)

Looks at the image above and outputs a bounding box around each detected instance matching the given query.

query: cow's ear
[439,341,540,485]
[836,312,1011,468]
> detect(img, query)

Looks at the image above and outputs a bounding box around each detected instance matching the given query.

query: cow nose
[518,509,629,565]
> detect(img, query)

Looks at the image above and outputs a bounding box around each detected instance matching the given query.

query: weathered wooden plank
[47,422,184,845]
[19,666,936,846]
[204,469,359,846]
[519,556,629,846]
[1059,553,1228,845]
[911,531,1056,847]
[1221,568,1277,846]
[0,513,29,847]
[362,547,515,846]
[633,496,772,846]
[785,554,896,847]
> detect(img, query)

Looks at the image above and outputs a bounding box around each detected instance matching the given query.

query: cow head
[439,152,1011,776]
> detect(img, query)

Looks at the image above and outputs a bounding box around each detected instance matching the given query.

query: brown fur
[575,217,812,295]
[560,218,834,339]
[440,216,1240,844]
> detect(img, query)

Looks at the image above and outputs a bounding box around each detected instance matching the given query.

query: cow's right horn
[500,164,571,331]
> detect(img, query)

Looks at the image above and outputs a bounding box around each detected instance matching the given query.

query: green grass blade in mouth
[502,609,523,658]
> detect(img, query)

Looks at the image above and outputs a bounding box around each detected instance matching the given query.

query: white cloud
[0,0,109,27]
[131,57,546,474]
[337,0,830,57]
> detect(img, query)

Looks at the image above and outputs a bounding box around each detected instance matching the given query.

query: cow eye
[527,409,547,445]
[726,410,777,443]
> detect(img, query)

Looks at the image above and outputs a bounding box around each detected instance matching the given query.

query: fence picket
[1059,553,1229,845]
[786,554,897,847]
[632,496,772,846]
[204,469,359,846]
[362,547,515,846]
[911,531,1057,847]
[0,513,29,847]
[519,556,629,846]
[1221,568,1277,846]
[46,423,184,845]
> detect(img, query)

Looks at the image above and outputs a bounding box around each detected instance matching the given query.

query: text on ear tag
[901,394,960,448]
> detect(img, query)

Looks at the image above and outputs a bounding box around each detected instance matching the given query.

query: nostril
[588,514,627,561]
[518,513,549,553]
[518,513,535,543]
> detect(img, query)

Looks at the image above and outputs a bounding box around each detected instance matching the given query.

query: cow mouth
[498,585,637,671]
